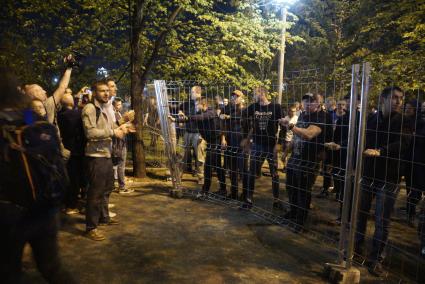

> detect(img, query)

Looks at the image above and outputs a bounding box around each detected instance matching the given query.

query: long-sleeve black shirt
[179,100,201,133]
[57,108,85,156]
[362,111,412,184]
[179,108,222,144]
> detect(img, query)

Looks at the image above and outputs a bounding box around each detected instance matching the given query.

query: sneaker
[240,198,253,210]
[108,203,115,209]
[85,229,106,241]
[119,188,134,194]
[109,211,117,218]
[65,208,79,215]
[273,200,285,210]
[195,191,207,200]
[99,219,120,226]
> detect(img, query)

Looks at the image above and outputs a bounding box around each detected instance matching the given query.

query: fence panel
[152,65,425,282]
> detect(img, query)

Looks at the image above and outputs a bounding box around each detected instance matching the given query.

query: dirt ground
[20,168,423,284]
[20,179,332,283]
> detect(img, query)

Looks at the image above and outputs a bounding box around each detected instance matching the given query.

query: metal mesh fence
[152,64,425,283]
[127,84,168,169]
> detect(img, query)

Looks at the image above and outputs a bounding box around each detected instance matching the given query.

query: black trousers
[405,165,425,219]
[203,144,226,192]
[244,143,279,199]
[86,157,114,231]
[65,155,85,209]
[0,205,76,284]
[228,148,247,195]
[286,167,317,225]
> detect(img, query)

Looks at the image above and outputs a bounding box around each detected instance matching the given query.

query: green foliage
[0,0,299,94]
[1,0,424,97]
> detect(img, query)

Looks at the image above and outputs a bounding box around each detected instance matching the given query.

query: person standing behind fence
[318,97,336,198]
[241,86,283,209]
[221,90,247,199]
[143,96,160,147]
[179,86,207,185]
[279,105,299,171]
[403,99,425,227]
[178,98,226,197]
[82,80,130,241]
[354,86,412,276]
[280,93,326,232]
[325,94,360,223]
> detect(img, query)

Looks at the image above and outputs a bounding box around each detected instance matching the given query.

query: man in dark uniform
[221,90,247,199]
[354,86,412,276]
[280,93,327,231]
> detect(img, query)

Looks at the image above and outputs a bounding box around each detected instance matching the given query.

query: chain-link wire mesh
[126,84,168,169]
[152,65,425,283]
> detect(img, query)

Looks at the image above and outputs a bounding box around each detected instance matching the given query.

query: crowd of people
[171,84,425,276]
[1,54,424,282]
[0,56,136,283]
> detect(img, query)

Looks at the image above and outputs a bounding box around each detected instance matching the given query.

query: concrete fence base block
[323,263,360,284]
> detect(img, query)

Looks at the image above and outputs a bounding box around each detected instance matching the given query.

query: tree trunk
[130,0,147,178]
[131,69,147,178]
[129,1,182,178]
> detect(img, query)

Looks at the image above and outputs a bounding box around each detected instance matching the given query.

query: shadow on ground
[21,178,336,284]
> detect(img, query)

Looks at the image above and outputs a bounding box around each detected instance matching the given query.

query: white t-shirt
[284,114,299,142]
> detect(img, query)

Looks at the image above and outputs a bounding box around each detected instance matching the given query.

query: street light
[275,0,297,105]
[97,67,109,78]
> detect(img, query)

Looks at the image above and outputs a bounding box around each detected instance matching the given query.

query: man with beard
[82,80,129,241]
[354,86,412,276]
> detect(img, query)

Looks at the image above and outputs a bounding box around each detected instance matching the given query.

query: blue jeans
[355,179,399,262]
[243,143,279,199]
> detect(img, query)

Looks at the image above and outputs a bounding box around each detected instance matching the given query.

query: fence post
[338,64,360,263]
[154,80,183,198]
[345,62,371,269]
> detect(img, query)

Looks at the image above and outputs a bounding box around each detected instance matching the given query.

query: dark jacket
[187,108,222,144]
[179,100,200,133]
[362,111,412,184]
[57,108,85,156]
[332,111,360,174]
[405,114,425,188]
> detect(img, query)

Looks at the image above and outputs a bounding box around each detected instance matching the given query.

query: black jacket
[188,108,222,144]
[57,108,85,156]
[362,111,412,184]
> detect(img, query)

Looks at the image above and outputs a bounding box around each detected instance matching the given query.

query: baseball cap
[302,93,315,101]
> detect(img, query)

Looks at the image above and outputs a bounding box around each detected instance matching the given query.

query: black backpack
[0,110,68,207]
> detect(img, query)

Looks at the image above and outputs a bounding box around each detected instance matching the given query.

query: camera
[66,50,86,68]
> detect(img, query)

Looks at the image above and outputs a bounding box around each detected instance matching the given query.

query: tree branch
[140,5,183,83]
